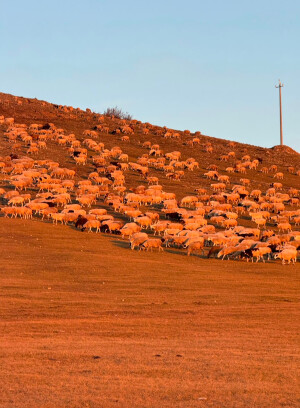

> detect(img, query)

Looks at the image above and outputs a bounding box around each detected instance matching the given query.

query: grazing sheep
[277,222,292,233]
[75,215,89,230]
[217,246,240,260]
[186,239,205,256]
[130,233,148,250]
[249,247,272,263]
[120,223,141,238]
[140,238,163,252]
[274,248,297,265]
[134,216,152,229]
[50,213,65,225]
[274,172,284,179]
[83,220,101,233]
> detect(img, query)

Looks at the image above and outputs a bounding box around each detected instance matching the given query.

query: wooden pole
[275,79,284,146]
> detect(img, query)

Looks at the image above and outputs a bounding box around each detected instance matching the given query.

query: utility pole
[275,79,284,146]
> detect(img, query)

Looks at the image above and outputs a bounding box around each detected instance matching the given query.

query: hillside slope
[0,92,299,408]
[0,91,299,201]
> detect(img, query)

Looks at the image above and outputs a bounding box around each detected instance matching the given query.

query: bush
[103,106,132,121]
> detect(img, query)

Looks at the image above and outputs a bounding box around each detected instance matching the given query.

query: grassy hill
[0,92,299,408]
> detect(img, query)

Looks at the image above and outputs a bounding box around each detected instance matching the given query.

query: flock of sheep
[0,113,299,265]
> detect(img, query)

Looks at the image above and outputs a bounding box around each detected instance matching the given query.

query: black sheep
[75,215,88,230]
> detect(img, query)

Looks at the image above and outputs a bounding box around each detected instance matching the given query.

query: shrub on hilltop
[103,106,132,121]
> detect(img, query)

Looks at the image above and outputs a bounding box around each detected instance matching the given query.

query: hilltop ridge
[0,91,298,156]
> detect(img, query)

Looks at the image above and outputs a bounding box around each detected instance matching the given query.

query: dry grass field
[0,217,299,408]
[0,92,299,407]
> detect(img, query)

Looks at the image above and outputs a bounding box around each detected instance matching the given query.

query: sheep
[240,178,250,186]
[164,228,182,236]
[274,248,297,265]
[8,196,25,206]
[83,220,101,233]
[250,189,262,198]
[40,207,58,220]
[134,216,152,229]
[204,171,218,180]
[1,206,17,217]
[180,196,198,207]
[130,233,149,250]
[218,175,230,184]
[77,194,96,207]
[272,182,283,190]
[185,220,207,230]
[223,219,238,229]
[186,239,205,256]
[277,222,292,233]
[274,172,284,179]
[74,155,87,165]
[164,236,187,248]
[183,236,204,251]
[207,246,222,258]
[75,215,89,230]
[250,247,272,263]
[120,223,141,238]
[211,183,226,192]
[217,246,239,260]
[140,238,164,252]
[253,218,267,229]
[293,216,300,226]
[151,221,169,235]
[89,208,108,217]
[16,207,32,219]
[63,212,79,224]
[144,211,160,223]
[50,213,66,225]
[26,202,49,213]
[103,220,123,234]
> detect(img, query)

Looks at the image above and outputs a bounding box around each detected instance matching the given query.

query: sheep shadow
[112,239,130,249]
[164,248,186,257]
[165,247,209,259]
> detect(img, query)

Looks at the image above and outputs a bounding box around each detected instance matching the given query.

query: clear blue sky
[1,0,299,150]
